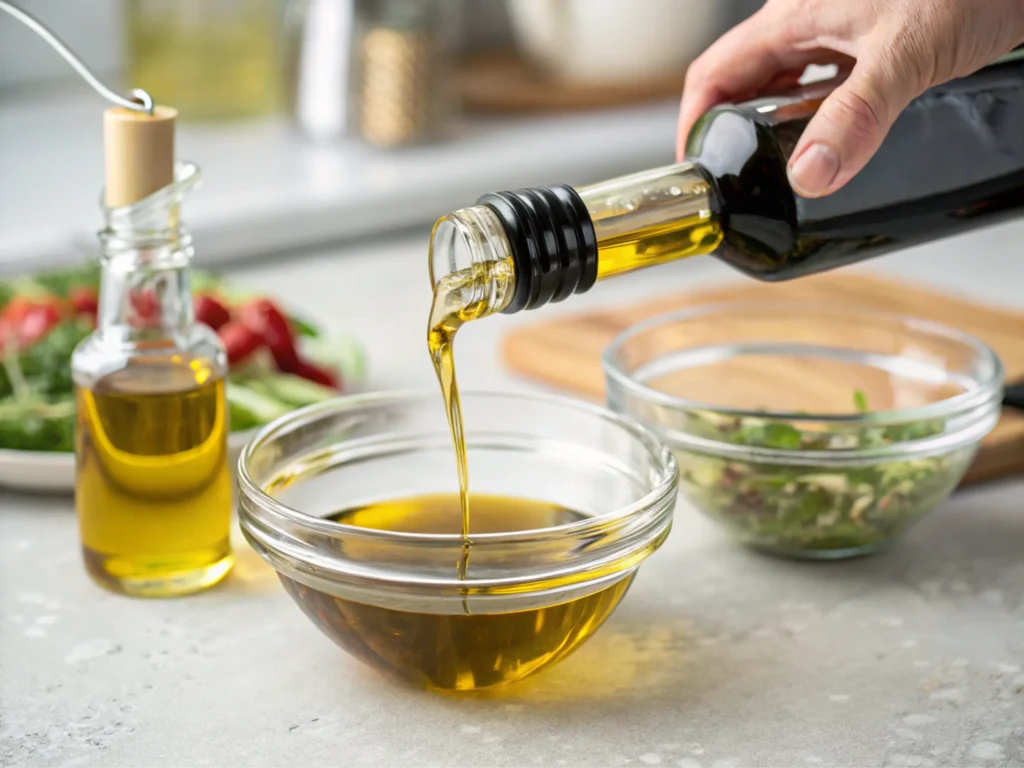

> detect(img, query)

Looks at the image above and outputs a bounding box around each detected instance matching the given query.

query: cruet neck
[99,161,200,265]
[96,162,201,338]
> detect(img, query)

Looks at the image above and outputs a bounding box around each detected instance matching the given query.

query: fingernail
[788,143,840,197]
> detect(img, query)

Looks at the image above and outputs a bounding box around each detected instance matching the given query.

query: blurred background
[0,0,766,274]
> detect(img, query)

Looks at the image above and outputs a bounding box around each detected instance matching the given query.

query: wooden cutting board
[502,272,1024,486]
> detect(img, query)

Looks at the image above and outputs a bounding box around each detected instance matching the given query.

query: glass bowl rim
[236,388,680,547]
[601,299,1005,426]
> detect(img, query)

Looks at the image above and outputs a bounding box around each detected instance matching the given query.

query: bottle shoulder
[687,104,780,173]
[685,103,799,275]
[72,325,226,389]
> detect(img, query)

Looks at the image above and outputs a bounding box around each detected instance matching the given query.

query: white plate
[0,332,365,495]
[0,430,257,495]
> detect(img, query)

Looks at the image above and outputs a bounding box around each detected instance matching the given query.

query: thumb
[787,60,919,198]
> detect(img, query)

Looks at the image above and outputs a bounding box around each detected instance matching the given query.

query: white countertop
[3,221,1024,767]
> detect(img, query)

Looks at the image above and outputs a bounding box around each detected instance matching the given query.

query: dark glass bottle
[429,51,1024,317]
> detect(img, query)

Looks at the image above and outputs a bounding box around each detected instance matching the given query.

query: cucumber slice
[256,373,337,408]
[226,382,293,432]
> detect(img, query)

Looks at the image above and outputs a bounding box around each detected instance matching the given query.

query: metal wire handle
[0,0,154,114]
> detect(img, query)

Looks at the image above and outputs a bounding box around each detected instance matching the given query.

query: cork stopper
[103,105,177,208]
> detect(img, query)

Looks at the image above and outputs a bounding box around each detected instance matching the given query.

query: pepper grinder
[357,0,455,147]
[286,0,456,146]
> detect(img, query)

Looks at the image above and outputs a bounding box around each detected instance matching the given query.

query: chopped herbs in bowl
[602,302,1004,559]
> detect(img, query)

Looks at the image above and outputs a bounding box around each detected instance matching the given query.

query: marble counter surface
[3,223,1023,768]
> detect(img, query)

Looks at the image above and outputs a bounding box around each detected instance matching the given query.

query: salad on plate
[0,263,364,454]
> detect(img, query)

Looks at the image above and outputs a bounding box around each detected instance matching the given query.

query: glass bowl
[237,390,677,691]
[603,302,1004,560]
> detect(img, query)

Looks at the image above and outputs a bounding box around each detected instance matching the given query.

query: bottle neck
[429,204,517,319]
[97,163,199,341]
[427,162,721,317]
[578,162,722,281]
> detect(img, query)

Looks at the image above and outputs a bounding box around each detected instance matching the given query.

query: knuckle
[772,0,813,18]
[826,86,885,143]
[791,0,821,24]
[768,0,819,40]
[887,22,938,88]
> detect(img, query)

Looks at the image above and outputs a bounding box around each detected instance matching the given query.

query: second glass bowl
[603,302,1003,559]
[237,391,678,691]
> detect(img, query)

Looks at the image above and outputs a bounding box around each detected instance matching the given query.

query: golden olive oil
[423,203,715,524]
[282,493,633,691]
[427,256,515,578]
[419,249,632,690]
[591,209,722,280]
[75,357,233,597]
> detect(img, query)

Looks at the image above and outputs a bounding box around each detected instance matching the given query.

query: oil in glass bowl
[238,391,677,692]
[281,493,634,690]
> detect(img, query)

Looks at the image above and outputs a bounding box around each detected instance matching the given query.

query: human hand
[676,0,1024,197]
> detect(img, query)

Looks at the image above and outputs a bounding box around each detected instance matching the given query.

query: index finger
[676,8,822,159]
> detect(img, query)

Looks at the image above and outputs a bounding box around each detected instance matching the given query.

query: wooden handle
[103,105,177,208]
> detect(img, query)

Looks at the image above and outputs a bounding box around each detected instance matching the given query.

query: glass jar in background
[125,0,283,121]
